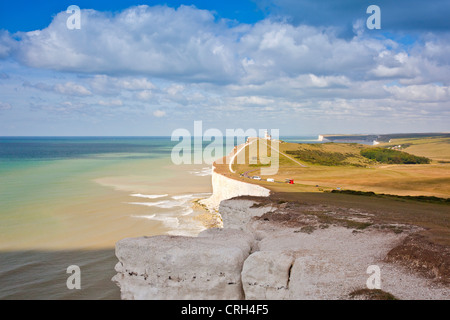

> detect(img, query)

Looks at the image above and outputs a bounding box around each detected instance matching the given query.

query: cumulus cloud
[153,110,166,117]
[135,90,154,101]
[53,82,92,96]
[385,84,450,102]
[88,75,156,95]
[0,5,392,85]
[98,99,124,106]
[23,81,92,96]
[13,5,241,83]
[0,30,16,59]
[5,4,450,89]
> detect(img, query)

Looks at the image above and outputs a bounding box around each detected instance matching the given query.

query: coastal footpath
[112,143,449,300]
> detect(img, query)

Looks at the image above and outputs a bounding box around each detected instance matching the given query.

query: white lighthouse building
[264,130,272,140]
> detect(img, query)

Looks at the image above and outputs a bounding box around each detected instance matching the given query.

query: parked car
[267,178,275,182]
[252,176,261,180]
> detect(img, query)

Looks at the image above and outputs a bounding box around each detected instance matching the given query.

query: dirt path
[260,139,308,168]
[229,138,258,173]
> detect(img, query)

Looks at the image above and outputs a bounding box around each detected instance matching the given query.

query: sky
[0,0,449,136]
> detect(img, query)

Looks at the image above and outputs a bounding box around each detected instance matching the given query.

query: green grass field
[225,136,450,199]
[381,136,450,162]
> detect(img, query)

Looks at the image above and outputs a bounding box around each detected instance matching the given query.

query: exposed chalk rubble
[113,228,255,300]
[241,251,294,300]
[219,199,273,231]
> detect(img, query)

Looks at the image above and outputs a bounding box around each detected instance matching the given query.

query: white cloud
[5,6,402,86]
[119,78,156,91]
[7,5,450,90]
[135,90,154,101]
[98,99,123,106]
[385,84,450,102]
[88,75,156,95]
[53,82,92,96]
[24,81,92,96]
[14,5,241,82]
[0,31,15,59]
[153,110,166,117]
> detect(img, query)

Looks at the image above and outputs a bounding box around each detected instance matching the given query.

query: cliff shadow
[0,248,120,300]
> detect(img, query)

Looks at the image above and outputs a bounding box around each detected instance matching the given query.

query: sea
[0,136,319,299]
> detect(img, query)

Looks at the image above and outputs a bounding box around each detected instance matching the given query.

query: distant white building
[318,135,330,142]
[264,130,272,140]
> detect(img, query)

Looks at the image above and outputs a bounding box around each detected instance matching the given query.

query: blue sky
[0,1,265,32]
[0,1,449,136]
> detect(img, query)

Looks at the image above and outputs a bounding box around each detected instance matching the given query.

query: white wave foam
[172,192,211,201]
[181,207,194,216]
[167,218,206,237]
[130,193,168,199]
[127,192,212,236]
[171,194,194,200]
[126,201,168,207]
[131,214,156,219]
[189,166,212,176]
[131,214,179,228]
[152,216,180,228]
[127,199,190,209]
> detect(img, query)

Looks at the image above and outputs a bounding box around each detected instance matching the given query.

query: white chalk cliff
[113,228,255,300]
[198,164,270,213]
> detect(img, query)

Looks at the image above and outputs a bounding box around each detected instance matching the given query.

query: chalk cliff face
[113,228,255,300]
[199,166,270,213]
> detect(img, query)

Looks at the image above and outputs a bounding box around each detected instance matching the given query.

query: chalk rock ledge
[113,228,255,300]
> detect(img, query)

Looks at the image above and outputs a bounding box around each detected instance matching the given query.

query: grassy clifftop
[227,136,450,199]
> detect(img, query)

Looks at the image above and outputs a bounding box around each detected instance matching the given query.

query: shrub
[286,148,353,166]
[360,147,430,164]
